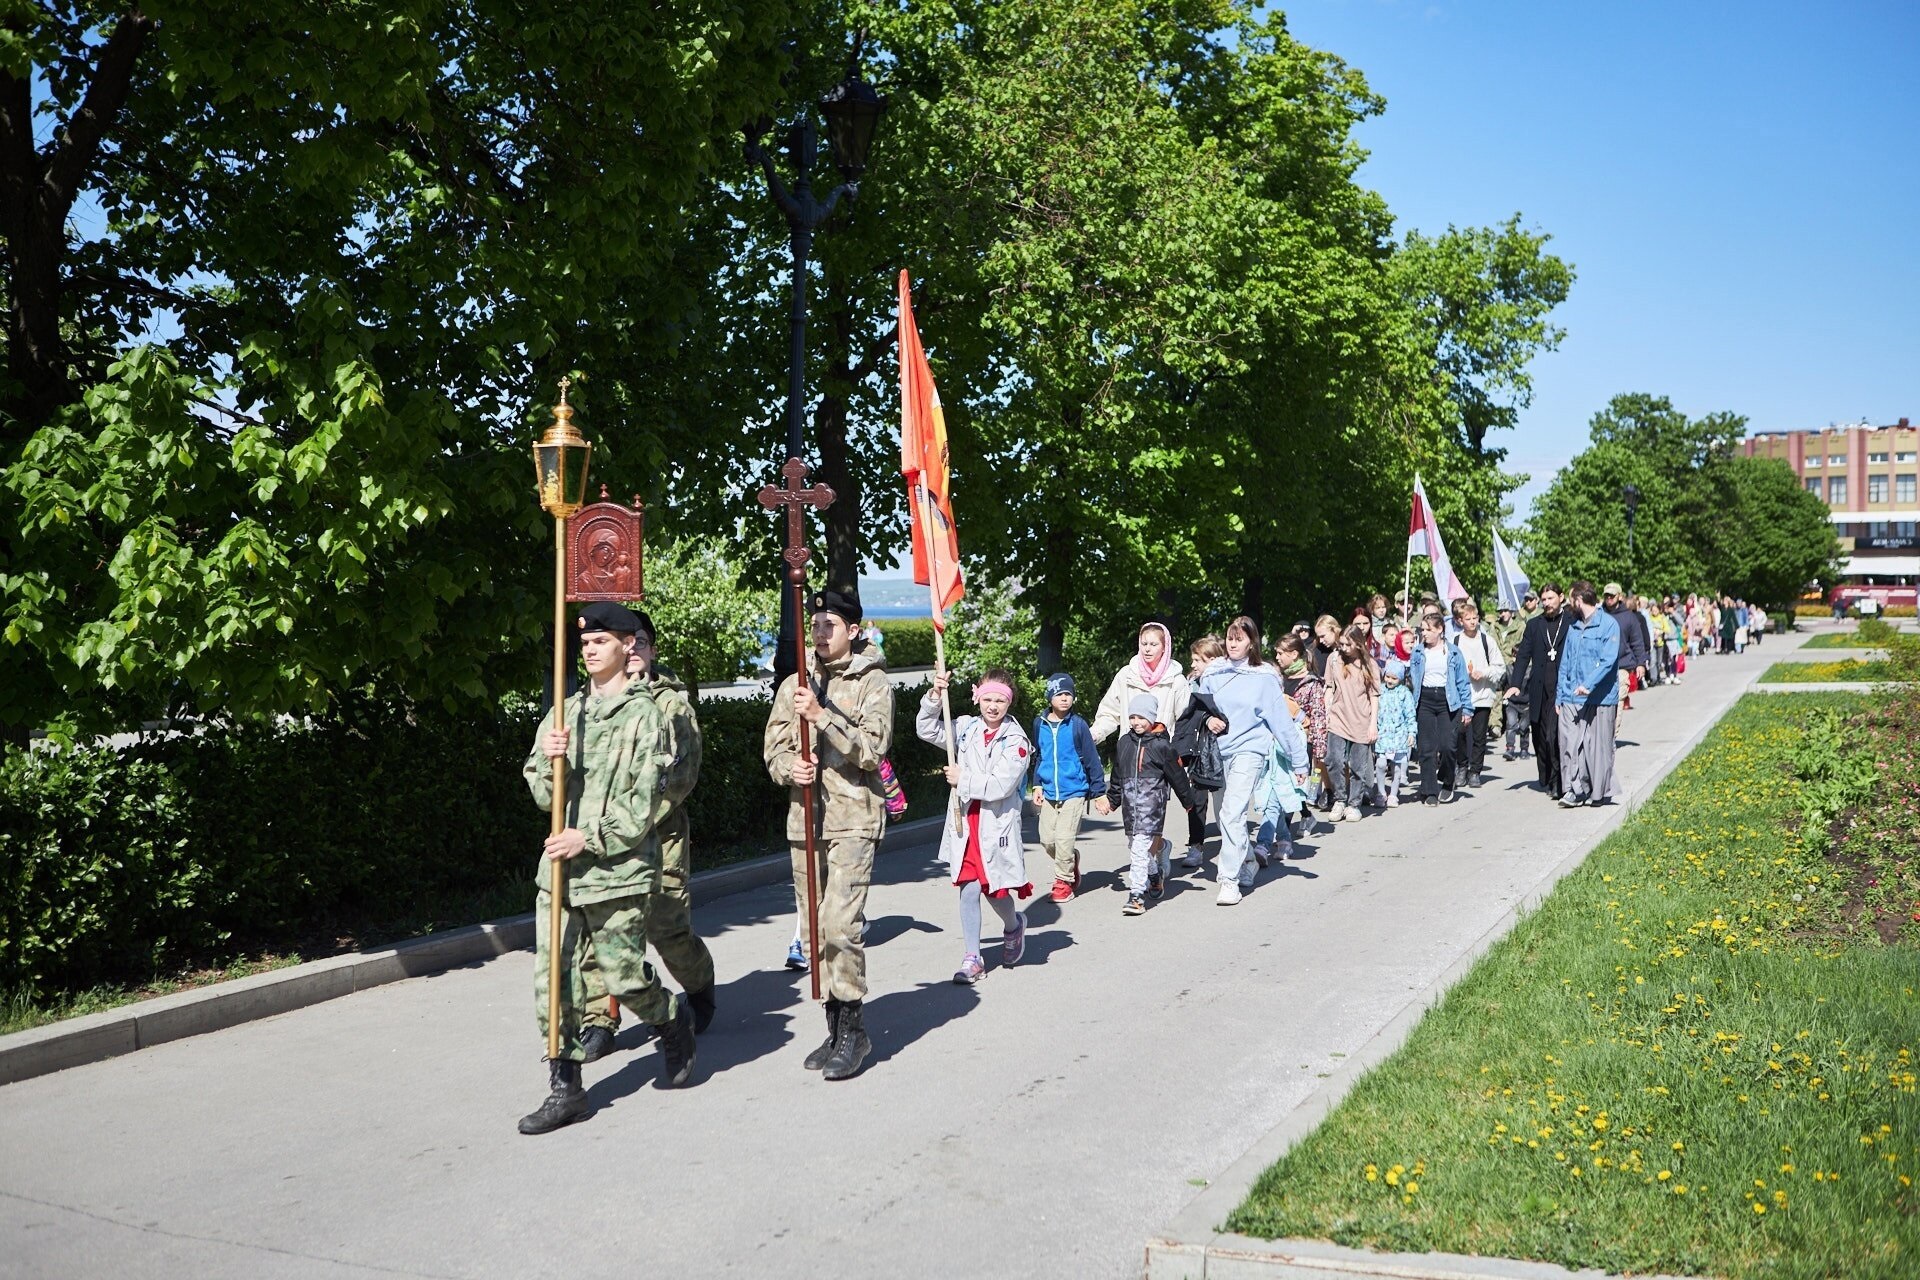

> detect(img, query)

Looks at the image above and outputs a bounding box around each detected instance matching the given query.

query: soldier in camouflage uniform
[577,610,717,1061]
[1490,598,1531,758]
[518,601,697,1135]
[763,589,892,1081]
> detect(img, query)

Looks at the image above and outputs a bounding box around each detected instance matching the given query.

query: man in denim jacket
[1555,581,1622,807]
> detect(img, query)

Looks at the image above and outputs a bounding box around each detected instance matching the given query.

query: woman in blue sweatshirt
[1194,616,1296,905]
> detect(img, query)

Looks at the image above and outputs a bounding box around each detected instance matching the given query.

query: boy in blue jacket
[1028,673,1106,901]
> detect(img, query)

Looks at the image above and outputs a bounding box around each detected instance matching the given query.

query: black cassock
[1506,610,1570,798]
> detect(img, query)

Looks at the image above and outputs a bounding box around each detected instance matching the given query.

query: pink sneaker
[953,954,986,985]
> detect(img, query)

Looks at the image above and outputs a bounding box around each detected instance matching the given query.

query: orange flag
[898,270,964,628]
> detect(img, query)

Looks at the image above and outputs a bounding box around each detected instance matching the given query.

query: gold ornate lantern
[532,377,592,518]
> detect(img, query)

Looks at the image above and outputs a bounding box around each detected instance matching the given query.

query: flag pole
[918,478,957,766]
[1402,473,1416,625]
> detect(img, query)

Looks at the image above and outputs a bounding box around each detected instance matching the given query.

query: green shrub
[1,699,543,996]
[1,681,957,998]
[1856,616,1895,645]
[875,618,937,667]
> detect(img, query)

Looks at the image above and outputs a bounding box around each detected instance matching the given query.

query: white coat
[1088,660,1191,744]
[916,695,1032,893]
[1455,626,1508,711]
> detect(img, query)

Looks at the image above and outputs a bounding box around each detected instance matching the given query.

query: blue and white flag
[1492,528,1530,611]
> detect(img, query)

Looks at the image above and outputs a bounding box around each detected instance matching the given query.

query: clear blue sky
[1275,0,1920,515]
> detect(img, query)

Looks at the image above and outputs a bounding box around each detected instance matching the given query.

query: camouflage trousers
[581,819,715,1029]
[534,888,672,1062]
[792,835,874,1002]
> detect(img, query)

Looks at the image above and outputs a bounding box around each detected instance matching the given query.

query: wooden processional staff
[757,457,836,1002]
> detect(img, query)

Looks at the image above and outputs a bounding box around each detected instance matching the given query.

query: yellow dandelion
[1657,1170,1672,1181]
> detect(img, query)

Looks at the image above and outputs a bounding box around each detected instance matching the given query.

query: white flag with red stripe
[1407,474,1468,602]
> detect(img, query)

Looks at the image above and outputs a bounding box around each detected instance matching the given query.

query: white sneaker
[1181,845,1205,869]
[1217,881,1242,906]
[1238,857,1258,888]
[1384,792,1398,808]
[1342,805,1361,822]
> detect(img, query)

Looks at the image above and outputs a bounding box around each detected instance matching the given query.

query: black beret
[808,589,863,625]
[630,609,656,644]
[576,601,642,635]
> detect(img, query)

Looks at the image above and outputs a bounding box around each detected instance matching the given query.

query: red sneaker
[1050,878,1074,902]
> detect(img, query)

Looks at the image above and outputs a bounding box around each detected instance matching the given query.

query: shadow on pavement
[1011,926,1075,966]
[866,913,943,948]
[862,981,980,1069]
[587,966,801,1107]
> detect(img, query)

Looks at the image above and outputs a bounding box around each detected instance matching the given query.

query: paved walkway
[0,637,1793,1280]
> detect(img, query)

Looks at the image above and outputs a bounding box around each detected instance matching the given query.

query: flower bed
[1227,693,1918,1280]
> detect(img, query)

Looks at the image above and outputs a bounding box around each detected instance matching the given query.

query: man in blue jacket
[1028,673,1107,900]
[1556,582,1622,807]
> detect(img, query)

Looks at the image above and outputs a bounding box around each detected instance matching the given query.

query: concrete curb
[1142,667,1773,1280]
[1752,681,1912,693]
[0,814,945,1088]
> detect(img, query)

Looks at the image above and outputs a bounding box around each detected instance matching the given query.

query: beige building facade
[1745,417,1918,605]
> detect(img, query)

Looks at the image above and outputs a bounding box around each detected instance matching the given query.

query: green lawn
[1228,694,1918,1280]
[1799,632,1891,650]
[1759,660,1899,684]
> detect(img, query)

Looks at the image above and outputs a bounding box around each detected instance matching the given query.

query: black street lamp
[1622,483,1642,592]
[747,69,887,684]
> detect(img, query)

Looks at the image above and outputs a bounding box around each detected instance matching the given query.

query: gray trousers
[1557,703,1618,802]
[1326,734,1375,807]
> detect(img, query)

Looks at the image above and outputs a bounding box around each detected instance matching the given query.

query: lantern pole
[533,377,591,1061]
[744,68,886,688]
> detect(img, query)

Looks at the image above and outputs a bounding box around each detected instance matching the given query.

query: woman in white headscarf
[1089,621,1191,745]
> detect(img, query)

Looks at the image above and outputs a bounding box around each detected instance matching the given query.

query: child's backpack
[878,757,908,819]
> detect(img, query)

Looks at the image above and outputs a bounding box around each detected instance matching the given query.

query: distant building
[1745,417,1918,607]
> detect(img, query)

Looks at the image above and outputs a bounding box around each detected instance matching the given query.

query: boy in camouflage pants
[519,602,698,1135]
[763,589,892,1082]
[576,610,717,1060]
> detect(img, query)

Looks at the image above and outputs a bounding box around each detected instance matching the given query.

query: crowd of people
[512,581,1751,1131]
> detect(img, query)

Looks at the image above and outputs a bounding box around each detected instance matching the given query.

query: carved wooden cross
[757,456,836,584]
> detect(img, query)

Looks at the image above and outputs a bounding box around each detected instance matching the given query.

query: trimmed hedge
[0,681,950,997]
[876,618,937,667]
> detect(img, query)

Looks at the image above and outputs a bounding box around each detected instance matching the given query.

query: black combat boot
[579,1024,616,1063]
[517,1059,587,1135]
[685,983,717,1035]
[822,999,870,1081]
[653,997,697,1088]
[803,998,842,1071]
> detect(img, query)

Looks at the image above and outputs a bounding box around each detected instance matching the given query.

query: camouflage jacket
[1491,615,1528,668]
[647,669,701,856]
[524,678,667,904]
[763,644,893,842]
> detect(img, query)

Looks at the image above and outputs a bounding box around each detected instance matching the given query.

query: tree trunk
[1037,620,1064,675]
[1240,572,1264,631]
[1037,511,1076,675]
[0,11,153,434]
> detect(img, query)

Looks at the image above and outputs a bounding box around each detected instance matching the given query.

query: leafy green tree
[1707,455,1841,609]
[642,536,777,698]
[1525,441,1704,595]
[0,0,796,737]
[1526,394,1838,606]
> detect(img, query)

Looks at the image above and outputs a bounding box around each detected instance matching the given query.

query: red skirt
[955,800,1033,900]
